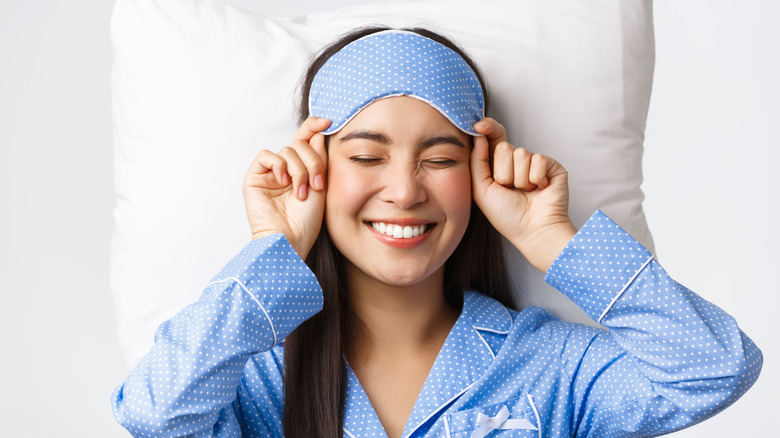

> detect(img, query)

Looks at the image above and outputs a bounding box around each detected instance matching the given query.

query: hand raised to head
[471,118,577,273]
[242,117,331,259]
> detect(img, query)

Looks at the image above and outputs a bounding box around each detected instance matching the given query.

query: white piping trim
[472,305,513,334]
[404,384,474,438]
[208,277,278,348]
[343,428,357,438]
[319,92,480,136]
[597,256,654,323]
[444,415,452,438]
[474,328,496,360]
[526,394,542,438]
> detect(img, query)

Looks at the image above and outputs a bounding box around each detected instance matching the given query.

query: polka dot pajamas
[112,211,762,437]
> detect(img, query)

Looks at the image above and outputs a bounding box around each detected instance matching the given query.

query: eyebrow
[420,135,466,149]
[338,130,466,148]
[338,130,389,144]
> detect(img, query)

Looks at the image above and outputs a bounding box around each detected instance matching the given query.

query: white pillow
[111,0,656,368]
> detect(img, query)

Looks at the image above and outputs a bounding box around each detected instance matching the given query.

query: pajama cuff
[544,210,653,322]
[211,234,324,346]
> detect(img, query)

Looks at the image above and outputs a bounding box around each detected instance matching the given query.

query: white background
[0,1,776,436]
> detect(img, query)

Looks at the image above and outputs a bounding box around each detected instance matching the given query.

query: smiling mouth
[367,221,435,239]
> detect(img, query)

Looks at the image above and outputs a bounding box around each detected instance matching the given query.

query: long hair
[283,26,516,438]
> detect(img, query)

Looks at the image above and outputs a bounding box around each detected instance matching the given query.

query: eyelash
[425,159,457,168]
[349,157,381,164]
[349,157,457,168]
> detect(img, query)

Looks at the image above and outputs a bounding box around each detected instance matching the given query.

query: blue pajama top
[111,211,762,437]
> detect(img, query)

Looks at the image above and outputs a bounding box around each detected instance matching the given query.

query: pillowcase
[111,0,656,368]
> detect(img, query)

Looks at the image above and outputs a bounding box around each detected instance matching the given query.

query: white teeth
[370,222,429,239]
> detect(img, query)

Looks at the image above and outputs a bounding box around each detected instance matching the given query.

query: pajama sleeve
[111,234,323,437]
[544,210,762,437]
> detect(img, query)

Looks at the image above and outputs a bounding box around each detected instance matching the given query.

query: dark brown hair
[283,26,515,438]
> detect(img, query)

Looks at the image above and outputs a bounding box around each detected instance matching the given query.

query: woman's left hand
[471,118,578,273]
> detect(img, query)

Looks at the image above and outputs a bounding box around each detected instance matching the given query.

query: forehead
[336,96,467,138]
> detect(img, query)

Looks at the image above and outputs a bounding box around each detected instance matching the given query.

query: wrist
[252,230,312,261]
[252,230,279,240]
[511,221,578,274]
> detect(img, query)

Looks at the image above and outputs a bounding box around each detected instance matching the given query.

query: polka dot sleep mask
[308,29,485,135]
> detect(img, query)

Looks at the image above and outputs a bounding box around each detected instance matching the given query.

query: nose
[379,162,427,210]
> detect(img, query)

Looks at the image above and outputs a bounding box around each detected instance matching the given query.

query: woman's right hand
[242,117,331,259]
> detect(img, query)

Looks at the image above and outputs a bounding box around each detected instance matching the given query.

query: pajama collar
[342,291,514,437]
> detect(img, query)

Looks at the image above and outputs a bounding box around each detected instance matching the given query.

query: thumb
[470,135,493,197]
[310,133,328,165]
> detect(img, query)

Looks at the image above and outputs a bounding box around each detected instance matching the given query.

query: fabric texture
[110,0,657,368]
[111,211,762,437]
[310,30,484,135]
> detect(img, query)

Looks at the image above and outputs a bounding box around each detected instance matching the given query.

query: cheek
[325,162,369,217]
[434,168,473,217]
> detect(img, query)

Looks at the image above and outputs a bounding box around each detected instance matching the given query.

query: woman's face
[325,96,472,288]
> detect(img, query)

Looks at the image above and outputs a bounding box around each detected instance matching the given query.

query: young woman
[112,27,762,438]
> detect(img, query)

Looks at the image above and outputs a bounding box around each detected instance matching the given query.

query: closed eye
[349,156,382,164]
[424,159,458,168]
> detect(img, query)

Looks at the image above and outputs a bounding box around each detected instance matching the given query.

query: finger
[278,147,309,200]
[309,133,328,164]
[470,135,493,187]
[473,118,508,147]
[512,147,535,191]
[529,154,554,189]
[247,149,289,186]
[294,117,332,142]
[291,138,327,191]
[492,141,515,186]
[310,133,329,181]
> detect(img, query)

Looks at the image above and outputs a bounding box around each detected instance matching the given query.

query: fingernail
[282,173,290,185]
[298,183,308,199]
[313,174,323,190]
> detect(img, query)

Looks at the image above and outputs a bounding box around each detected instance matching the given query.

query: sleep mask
[308,30,485,135]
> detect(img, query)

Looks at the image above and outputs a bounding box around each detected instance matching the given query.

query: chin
[375,273,431,287]
[349,259,442,288]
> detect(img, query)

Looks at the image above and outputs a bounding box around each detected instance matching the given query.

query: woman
[112,27,762,437]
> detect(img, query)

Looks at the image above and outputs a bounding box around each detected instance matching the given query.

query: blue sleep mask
[308,30,485,135]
